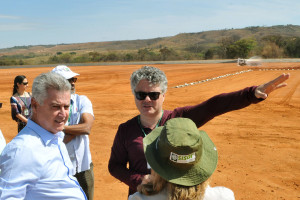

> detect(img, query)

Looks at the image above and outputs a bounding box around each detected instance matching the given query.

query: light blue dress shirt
[0,129,5,155]
[0,119,87,200]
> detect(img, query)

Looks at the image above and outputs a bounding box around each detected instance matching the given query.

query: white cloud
[0,23,36,31]
[0,15,20,19]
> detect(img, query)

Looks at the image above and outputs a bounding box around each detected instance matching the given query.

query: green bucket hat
[143,118,218,186]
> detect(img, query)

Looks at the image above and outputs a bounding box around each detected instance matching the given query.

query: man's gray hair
[32,72,71,105]
[130,66,168,94]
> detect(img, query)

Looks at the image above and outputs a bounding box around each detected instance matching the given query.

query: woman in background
[10,75,32,132]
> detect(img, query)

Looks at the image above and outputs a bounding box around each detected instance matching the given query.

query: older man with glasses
[108,65,290,196]
[52,65,95,200]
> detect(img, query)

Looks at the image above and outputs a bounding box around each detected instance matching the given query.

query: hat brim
[63,72,80,80]
[143,126,218,186]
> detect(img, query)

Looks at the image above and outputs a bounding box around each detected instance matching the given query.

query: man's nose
[144,95,152,101]
[58,107,68,116]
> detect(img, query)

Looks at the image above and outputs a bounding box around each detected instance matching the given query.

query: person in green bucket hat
[129,118,234,200]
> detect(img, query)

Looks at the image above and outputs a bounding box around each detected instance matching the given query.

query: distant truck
[237,58,247,66]
[237,56,262,66]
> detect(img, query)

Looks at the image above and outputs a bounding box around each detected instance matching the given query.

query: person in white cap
[52,65,95,200]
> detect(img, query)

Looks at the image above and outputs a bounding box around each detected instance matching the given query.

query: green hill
[1,25,300,65]
[1,25,299,55]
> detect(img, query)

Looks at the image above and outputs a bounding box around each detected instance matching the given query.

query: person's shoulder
[116,116,139,137]
[9,130,36,145]
[79,95,91,102]
[129,192,144,200]
[204,185,235,200]
[0,131,47,170]
[129,190,167,200]
[119,116,138,128]
[73,93,89,99]
[2,133,32,157]
[77,95,93,114]
[129,192,162,200]
[10,95,17,100]
[74,94,92,105]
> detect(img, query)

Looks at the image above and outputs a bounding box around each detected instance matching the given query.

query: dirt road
[0,62,299,199]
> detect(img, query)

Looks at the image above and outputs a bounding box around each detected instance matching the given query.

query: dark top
[10,95,32,121]
[10,94,32,132]
[108,86,262,195]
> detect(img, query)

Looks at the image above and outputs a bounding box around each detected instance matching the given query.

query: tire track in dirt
[280,78,300,106]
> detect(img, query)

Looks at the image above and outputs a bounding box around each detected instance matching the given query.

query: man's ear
[31,97,38,111]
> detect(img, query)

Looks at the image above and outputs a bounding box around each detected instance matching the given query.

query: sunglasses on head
[135,91,161,100]
[22,82,28,85]
[68,77,77,83]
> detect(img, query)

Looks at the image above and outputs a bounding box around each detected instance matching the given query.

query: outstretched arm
[255,73,290,99]
[172,73,290,128]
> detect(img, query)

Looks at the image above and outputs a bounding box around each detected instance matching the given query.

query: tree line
[1,35,300,66]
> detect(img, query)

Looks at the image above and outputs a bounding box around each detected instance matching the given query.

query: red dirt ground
[0,62,299,199]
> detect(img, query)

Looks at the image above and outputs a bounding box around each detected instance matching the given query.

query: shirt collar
[27,119,64,145]
[71,93,76,101]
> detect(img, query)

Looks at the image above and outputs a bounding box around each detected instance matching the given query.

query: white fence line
[173,67,299,88]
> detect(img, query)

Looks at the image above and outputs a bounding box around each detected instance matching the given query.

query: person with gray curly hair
[130,66,168,95]
[0,72,87,200]
[108,65,290,196]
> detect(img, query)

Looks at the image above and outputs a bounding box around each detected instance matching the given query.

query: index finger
[266,73,290,87]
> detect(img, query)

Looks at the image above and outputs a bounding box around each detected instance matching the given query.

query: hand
[63,133,76,144]
[255,73,290,99]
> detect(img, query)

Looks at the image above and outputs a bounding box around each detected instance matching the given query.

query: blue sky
[0,0,299,49]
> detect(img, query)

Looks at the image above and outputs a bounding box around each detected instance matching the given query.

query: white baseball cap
[52,65,79,79]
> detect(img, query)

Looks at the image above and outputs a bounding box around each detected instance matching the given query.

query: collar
[27,119,64,146]
[70,93,79,105]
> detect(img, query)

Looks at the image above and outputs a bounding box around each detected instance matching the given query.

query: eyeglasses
[22,82,28,85]
[68,77,77,83]
[135,91,161,100]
